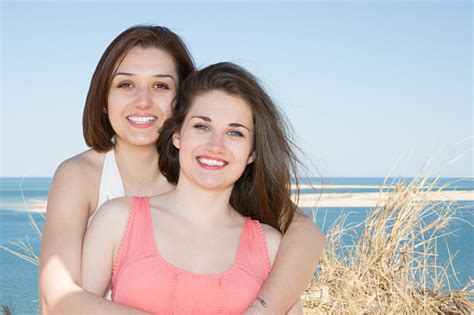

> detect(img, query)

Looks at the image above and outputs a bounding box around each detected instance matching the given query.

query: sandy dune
[296,190,474,208]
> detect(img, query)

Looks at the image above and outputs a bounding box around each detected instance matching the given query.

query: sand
[295,190,474,208]
[22,190,473,212]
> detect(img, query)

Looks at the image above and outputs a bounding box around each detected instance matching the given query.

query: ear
[171,96,177,109]
[247,151,255,165]
[172,132,180,149]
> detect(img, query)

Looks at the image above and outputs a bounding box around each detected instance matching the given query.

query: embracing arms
[248,210,326,314]
[39,159,146,314]
[81,198,131,295]
[260,223,305,315]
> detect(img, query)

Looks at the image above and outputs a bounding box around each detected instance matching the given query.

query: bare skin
[245,211,325,314]
[40,147,323,314]
[39,145,171,314]
[81,195,299,312]
[39,47,325,314]
[81,90,306,313]
[40,47,178,314]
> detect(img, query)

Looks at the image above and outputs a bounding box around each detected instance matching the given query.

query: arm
[39,159,147,314]
[247,210,326,314]
[82,198,128,295]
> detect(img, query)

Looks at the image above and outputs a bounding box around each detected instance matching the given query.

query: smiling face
[172,90,255,191]
[107,46,178,147]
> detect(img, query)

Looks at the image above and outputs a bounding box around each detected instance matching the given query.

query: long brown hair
[83,25,196,151]
[157,62,301,232]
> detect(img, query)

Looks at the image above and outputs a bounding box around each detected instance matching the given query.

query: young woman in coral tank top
[82,62,310,314]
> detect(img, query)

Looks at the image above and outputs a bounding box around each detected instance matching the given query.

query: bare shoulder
[54,149,104,183]
[87,197,132,245]
[93,197,131,224]
[148,191,172,209]
[293,208,327,249]
[260,223,283,243]
[259,223,283,266]
[49,150,106,214]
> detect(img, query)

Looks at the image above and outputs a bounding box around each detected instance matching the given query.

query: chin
[129,135,159,146]
[193,178,234,192]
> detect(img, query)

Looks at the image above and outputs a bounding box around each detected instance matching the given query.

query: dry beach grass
[302,176,473,314]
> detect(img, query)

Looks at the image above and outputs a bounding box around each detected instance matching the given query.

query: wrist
[249,297,278,315]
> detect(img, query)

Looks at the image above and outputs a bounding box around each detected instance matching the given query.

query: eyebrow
[191,115,251,132]
[113,72,176,83]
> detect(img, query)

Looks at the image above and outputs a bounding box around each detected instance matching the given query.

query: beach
[11,189,474,212]
[296,190,474,208]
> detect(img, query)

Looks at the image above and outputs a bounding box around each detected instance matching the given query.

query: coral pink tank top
[111,197,271,314]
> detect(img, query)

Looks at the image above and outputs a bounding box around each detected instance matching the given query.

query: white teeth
[198,157,225,167]
[127,116,156,124]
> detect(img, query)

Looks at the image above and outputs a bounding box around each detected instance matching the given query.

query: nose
[134,87,152,109]
[206,132,225,153]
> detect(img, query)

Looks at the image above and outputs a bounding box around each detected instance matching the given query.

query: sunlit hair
[83,25,196,151]
[157,62,301,232]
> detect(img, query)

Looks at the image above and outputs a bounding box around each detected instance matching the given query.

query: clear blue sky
[1,1,472,177]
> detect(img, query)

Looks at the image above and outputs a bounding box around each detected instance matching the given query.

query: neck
[113,141,165,194]
[169,178,237,227]
[114,141,158,174]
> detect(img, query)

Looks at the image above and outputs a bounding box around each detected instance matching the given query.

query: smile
[197,157,228,168]
[126,116,157,124]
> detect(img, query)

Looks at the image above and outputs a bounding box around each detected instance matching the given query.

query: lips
[126,115,157,128]
[196,156,228,170]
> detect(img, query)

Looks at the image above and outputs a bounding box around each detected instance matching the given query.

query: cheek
[106,96,120,118]
[232,142,253,164]
[156,95,176,120]
[178,136,202,170]
[178,131,200,154]
[107,92,128,116]
[106,94,114,111]
[162,108,172,121]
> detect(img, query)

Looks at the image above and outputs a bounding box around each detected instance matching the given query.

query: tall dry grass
[302,176,473,314]
[0,177,42,314]
[0,211,42,266]
[0,175,42,266]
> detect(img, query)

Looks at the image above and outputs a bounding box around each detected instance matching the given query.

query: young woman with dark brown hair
[40,26,325,314]
[82,62,306,313]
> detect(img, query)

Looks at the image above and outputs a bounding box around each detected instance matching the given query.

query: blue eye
[229,130,243,137]
[194,124,209,131]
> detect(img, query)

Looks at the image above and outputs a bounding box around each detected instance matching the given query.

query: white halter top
[88,149,125,225]
[87,149,124,299]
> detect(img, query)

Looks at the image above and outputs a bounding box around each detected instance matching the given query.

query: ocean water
[0,177,473,314]
[303,203,474,290]
[0,211,43,314]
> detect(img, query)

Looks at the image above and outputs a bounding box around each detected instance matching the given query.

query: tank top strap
[127,196,156,256]
[234,218,271,279]
[89,149,125,226]
[112,196,155,286]
[97,149,125,207]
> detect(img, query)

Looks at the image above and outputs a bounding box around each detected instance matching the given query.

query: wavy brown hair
[83,25,196,151]
[157,62,301,232]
